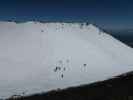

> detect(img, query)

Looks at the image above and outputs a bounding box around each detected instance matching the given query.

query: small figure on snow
[61,74,64,78]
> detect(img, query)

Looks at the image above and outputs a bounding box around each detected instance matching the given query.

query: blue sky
[0,0,133,29]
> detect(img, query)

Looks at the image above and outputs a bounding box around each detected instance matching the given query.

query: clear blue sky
[0,0,133,29]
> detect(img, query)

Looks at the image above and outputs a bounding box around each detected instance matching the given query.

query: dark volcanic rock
[7,71,133,100]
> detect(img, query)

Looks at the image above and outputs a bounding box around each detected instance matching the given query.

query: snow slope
[0,22,133,98]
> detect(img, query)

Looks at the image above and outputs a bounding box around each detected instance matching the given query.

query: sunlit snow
[0,22,133,98]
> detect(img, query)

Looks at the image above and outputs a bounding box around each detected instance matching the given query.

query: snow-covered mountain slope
[0,22,133,98]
